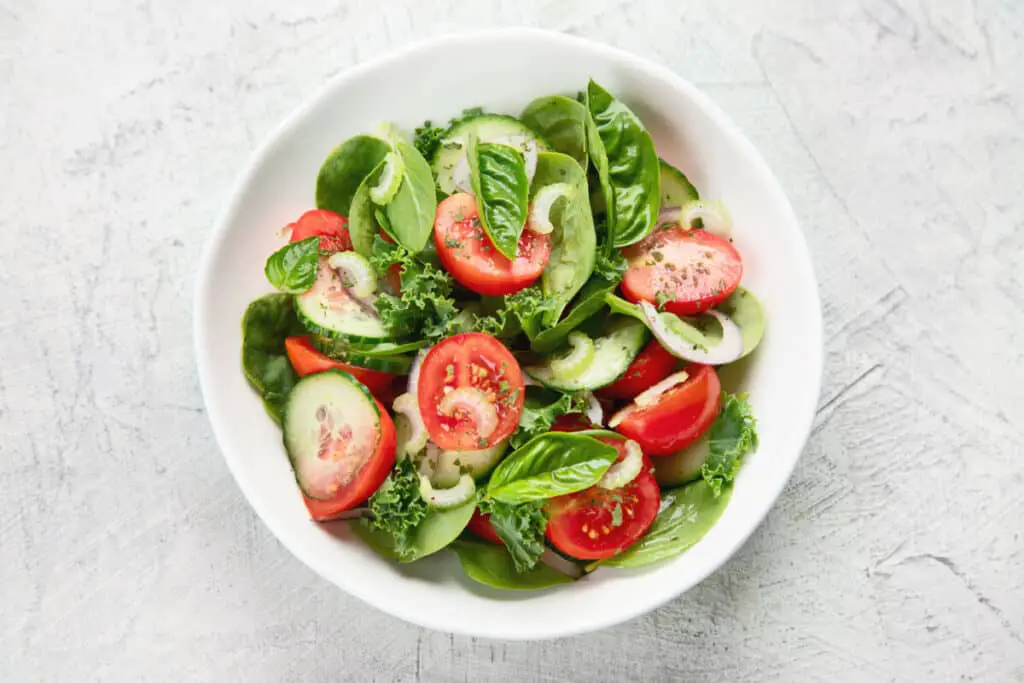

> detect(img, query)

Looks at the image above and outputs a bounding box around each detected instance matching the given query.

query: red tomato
[597,340,678,401]
[417,332,525,450]
[284,336,396,400]
[614,364,721,455]
[546,438,660,560]
[467,510,504,544]
[621,227,742,315]
[302,397,396,521]
[550,413,595,432]
[287,209,353,253]
[433,193,551,296]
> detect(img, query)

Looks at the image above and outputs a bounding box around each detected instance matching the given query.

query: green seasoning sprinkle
[444,237,462,248]
[655,291,672,309]
[445,364,455,381]
[652,250,664,262]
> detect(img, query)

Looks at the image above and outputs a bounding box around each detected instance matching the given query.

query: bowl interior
[195,29,821,639]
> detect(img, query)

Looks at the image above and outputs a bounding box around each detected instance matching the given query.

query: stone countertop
[2,1,1022,681]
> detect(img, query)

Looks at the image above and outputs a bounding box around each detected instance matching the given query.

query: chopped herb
[444,237,462,248]
[445,363,455,381]
[652,250,664,262]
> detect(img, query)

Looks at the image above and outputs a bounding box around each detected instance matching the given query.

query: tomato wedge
[287,209,353,253]
[301,396,396,521]
[467,509,504,545]
[284,336,395,400]
[546,437,660,560]
[417,332,525,450]
[434,193,551,296]
[614,364,721,455]
[597,339,678,401]
[621,227,742,315]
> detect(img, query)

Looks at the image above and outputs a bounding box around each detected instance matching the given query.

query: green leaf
[603,293,715,351]
[413,120,446,163]
[477,499,547,572]
[486,432,617,504]
[509,387,588,449]
[714,287,766,359]
[467,137,530,259]
[367,457,430,560]
[701,392,759,495]
[240,294,303,424]
[263,237,320,293]
[347,160,383,258]
[520,95,588,167]
[451,540,575,590]
[352,500,475,563]
[530,274,618,354]
[531,152,597,325]
[315,135,390,216]
[585,79,660,248]
[345,339,430,357]
[381,127,438,252]
[603,480,732,568]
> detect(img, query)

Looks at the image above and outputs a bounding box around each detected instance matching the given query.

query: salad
[240,79,765,590]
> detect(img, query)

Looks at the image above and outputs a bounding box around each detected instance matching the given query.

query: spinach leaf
[477,499,547,572]
[602,480,732,568]
[380,126,437,252]
[367,457,430,560]
[315,134,390,216]
[585,79,660,248]
[531,152,596,325]
[240,294,303,424]
[353,500,475,563]
[530,274,617,354]
[263,236,320,293]
[467,137,530,259]
[451,540,575,591]
[520,95,588,167]
[701,392,758,495]
[486,432,617,504]
[347,160,383,257]
[509,387,588,449]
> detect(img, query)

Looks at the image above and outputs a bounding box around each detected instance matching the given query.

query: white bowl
[194,28,822,640]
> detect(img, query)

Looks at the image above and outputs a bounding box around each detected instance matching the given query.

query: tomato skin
[550,413,595,432]
[615,364,721,455]
[621,228,742,315]
[545,438,660,560]
[434,193,551,296]
[284,336,396,400]
[597,340,678,401]
[287,209,353,253]
[417,332,525,450]
[467,510,504,544]
[302,398,397,520]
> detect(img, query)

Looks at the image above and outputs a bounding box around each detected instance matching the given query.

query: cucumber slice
[428,440,509,488]
[283,370,384,500]
[295,258,390,342]
[659,158,699,209]
[526,317,649,391]
[548,332,595,382]
[654,433,709,488]
[419,474,476,510]
[433,115,549,195]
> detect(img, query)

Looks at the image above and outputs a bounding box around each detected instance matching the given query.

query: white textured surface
[2,0,1022,680]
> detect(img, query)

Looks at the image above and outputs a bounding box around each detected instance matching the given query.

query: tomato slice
[614,364,721,455]
[417,332,525,450]
[550,413,595,432]
[596,339,678,401]
[433,193,551,296]
[467,509,504,544]
[287,209,353,253]
[546,438,660,560]
[621,227,742,315]
[302,397,396,521]
[284,336,396,400]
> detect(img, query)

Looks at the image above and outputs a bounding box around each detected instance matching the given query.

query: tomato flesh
[621,228,742,315]
[284,336,396,401]
[417,332,525,450]
[288,209,353,253]
[302,397,396,521]
[434,193,551,296]
[597,340,678,401]
[467,510,504,544]
[545,438,660,560]
[615,364,721,455]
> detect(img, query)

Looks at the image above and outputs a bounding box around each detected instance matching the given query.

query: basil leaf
[603,480,732,568]
[467,137,530,259]
[352,498,475,563]
[264,237,320,293]
[348,160,384,257]
[530,274,618,354]
[240,294,303,424]
[315,134,390,216]
[451,540,575,590]
[486,433,617,504]
[509,387,588,450]
[585,79,660,248]
[531,152,597,325]
[478,499,547,572]
[381,127,437,252]
[520,95,588,167]
[701,392,758,495]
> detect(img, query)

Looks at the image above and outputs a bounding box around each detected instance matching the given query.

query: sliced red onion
[582,391,602,425]
[407,348,430,397]
[539,548,583,579]
[633,371,689,408]
[439,387,498,438]
[638,302,743,365]
[597,440,643,489]
[608,404,634,429]
[658,199,732,238]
